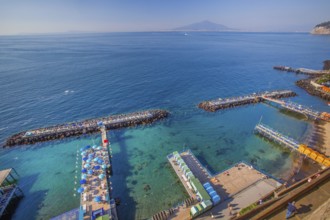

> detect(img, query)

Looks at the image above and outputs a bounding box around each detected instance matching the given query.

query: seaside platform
[77,126,118,220]
[0,168,23,219]
[166,150,282,219]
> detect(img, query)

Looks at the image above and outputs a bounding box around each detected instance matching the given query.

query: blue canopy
[97,121,103,126]
[97,159,104,164]
[94,157,99,162]
[92,145,97,149]
[94,165,101,170]
[81,152,87,156]
[88,170,94,175]
[94,195,102,202]
[81,174,87,179]
[97,146,102,150]
[82,157,88,161]
[84,164,91,169]
[86,159,91,163]
[80,179,87,184]
[81,169,87,173]
[77,187,84,193]
[102,164,107,169]
[80,148,84,152]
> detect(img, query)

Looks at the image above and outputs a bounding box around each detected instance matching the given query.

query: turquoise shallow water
[0,32,330,219]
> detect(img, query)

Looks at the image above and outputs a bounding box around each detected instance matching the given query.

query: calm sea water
[0,32,329,220]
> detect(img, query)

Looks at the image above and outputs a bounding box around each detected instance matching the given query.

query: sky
[0,0,330,35]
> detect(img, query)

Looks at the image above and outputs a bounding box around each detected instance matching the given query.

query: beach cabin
[211,195,221,205]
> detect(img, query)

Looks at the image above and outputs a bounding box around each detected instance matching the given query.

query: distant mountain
[173,20,235,31]
[311,21,330,35]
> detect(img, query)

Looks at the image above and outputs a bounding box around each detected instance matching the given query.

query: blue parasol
[99,174,105,179]
[81,174,87,179]
[94,165,101,170]
[81,169,87,173]
[93,157,99,162]
[80,179,87,184]
[81,152,87,156]
[77,187,84,193]
[84,145,91,150]
[92,145,97,149]
[86,159,91,163]
[94,195,102,202]
[102,164,107,169]
[84,164,91,169]
[82,157,88,161]
[97,159,104,164]
[97,146,102,150]
[88,170,93,175]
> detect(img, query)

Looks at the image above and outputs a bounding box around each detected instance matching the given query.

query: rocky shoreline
[295,78,330,101]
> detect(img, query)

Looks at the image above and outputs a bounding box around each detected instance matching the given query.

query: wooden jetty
[5,109,169,147]
[198,90,296,112]
[254,123,330,167]
[273,66,328,75]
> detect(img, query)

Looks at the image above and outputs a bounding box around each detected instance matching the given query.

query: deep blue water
[0,32,329,219]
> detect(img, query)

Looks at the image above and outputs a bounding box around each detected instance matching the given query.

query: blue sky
[0,0,329,35]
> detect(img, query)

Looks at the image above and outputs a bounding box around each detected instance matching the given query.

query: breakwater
[5,109,169,147]
[273,66,327,75]
[198,90,296,112]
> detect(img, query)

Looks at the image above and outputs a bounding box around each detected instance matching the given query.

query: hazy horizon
[1,0,330,35]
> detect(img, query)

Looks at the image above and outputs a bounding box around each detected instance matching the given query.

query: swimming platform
[165,150,281,219]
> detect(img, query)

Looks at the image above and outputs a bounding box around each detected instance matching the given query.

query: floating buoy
[73,193,76,197]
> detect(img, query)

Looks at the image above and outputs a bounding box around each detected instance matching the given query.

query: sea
[0,32,329,220]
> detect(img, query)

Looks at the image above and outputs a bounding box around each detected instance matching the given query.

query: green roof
[201,200,213,209]
[190,177,211,201]
[96,215,110,220]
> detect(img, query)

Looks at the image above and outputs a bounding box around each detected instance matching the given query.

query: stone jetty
[198,90,296,112]
[273,66,328,75]
[5,109,169,147]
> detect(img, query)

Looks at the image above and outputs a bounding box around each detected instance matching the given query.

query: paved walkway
[267,179,330,220]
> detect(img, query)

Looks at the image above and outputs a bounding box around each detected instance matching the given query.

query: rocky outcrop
[311,21,330,35]
[296,78,330,101]
[323,60,330,70]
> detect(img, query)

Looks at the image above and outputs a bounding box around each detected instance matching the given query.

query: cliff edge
[311,21,330,35]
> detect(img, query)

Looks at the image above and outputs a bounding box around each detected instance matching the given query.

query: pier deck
[198,90,296,112]
[255,123,330,167]
[262,96,330,121]
[79,126,117,220]
[273,66,329,75]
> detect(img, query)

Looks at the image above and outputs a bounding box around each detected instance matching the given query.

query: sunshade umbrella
[77,187,84,193]
[81,169,87,173]
[97,146,102,150]
[102,164,107,169]
[94,165,101,170]
[92,145,97,149]
[97,159,104,164]
[99,174,105,179]
[94,157,99,162]
[81,152,87,156]
[86,159,91,163]
[94,196,102,202]
[84,145,91,150]
[88,170,93,175]
[82,157,88,161]
[80,179,87,184]
[84,164,91,169]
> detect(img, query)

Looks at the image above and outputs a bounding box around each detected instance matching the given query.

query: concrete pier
[5,109,169,147]
[198,90,296,112]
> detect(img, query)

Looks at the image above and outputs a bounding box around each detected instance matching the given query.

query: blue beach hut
[203,182,211,189]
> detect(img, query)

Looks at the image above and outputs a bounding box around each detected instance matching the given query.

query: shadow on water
[110,130,136,220]
[9,173,48,220]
